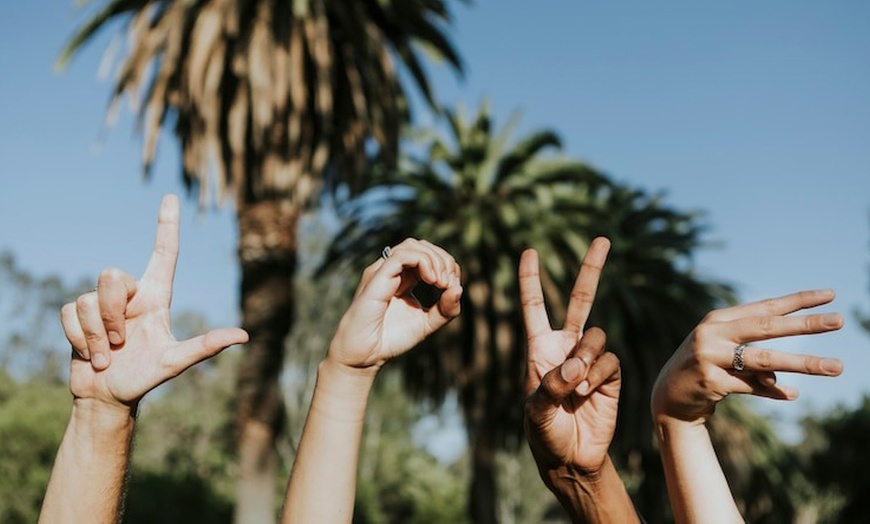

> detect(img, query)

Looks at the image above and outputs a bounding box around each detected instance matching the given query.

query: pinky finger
[727,373,799,401]
[61,303,88,359]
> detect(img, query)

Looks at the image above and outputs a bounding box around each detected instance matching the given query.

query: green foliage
[0,251,89,379]
[0,372,70,524]
[353,373,469,524]
[708,398,805,523]
[797,396,870,522]
[131,348,240,512]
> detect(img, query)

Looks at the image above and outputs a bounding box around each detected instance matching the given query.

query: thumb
[426,284,462,333]
[167,328,249,374]
[527,357,587,417]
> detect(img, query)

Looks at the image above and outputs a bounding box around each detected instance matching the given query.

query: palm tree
[59,1,462,521]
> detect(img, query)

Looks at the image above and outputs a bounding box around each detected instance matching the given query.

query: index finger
[141,194,180,302]
[706,289,835,324]
[563,237,610,335]
[519,249,551,339]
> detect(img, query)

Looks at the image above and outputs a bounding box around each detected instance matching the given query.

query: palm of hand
[69,291,176,408]
[332,292,431,369]
[528,330,620,470]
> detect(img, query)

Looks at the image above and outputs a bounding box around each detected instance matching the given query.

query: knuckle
[76,293,97,311]
[691,325,712,347]
[754,349,773,370]
[61,302,76,319]
[521,295,546,309]
[756,316,774,335]
[703,310,723,323]
[583,326,606,346]
[98,267,124,285]
[803,356,819,374]
[571,288,594,305]
[761,298,780,315]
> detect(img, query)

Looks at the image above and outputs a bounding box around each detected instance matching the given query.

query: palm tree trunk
[466,279,499,524]
[470,429,498,524]
[234,199,298,524]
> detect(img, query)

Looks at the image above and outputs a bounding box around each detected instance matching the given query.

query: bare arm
[281,239,462,523]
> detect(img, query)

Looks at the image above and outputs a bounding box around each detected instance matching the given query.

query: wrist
[654,414,709,447]
[71,398,138,426]
[310,358,378,423]
[543,456,638,524]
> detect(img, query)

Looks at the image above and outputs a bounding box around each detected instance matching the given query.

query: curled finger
[527,357,588,421]
[61,302,88,359]
[76,292,111,370]
[577,351,620,397]
[97,268,137,346]
[571,327,607,371]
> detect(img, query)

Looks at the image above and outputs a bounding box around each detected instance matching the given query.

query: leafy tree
[59,1,463,520]
[797,396,870,522]
[0,372,69,524]
[354,372,469,524]
[0,252,89,379]
[322,102,733,521]
[707,398,805,523]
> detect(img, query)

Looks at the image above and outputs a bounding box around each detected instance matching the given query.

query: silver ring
[732,343,747,371]
[381,246,392,260]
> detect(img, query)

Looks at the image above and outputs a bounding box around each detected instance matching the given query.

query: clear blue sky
[1,1,868,440]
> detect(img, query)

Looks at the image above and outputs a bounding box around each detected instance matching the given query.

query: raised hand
[652,289,844,426]
[327,238,462,372]
[651,290,844,524]
[59,195,248,410]
[521,237,619,472]
[520,238,638,523]
[282,239,461,524]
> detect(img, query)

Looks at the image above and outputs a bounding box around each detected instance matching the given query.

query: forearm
[281,358,376,524]
[656,419,743,524]
[39,400,136,524]
[542,455,639,524]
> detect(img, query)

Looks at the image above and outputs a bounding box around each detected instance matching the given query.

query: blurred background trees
[0,1,863,523]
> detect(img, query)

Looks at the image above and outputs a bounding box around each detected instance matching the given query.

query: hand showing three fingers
[60,195,248,412]
[651,290,844,426]
[327,238,463,373]
[521,237,620,474]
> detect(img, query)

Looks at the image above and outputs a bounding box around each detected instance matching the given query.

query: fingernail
[820,358,843,374]
[108,331,122,345]
[441,272,449,285]
[560,358,583,382]
[784,386,799,399]
[822,314,843,328]
[577,380,590,396]
[92,353,108,369]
